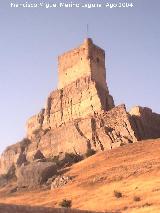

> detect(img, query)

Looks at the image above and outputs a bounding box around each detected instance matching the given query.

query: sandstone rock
[16,153,27,167]
[0,165,16,188]
[129,106,160,140]
[24,105,137,160]
[17,162,57,188]
[0,138,30,175]
[0,175,7,187]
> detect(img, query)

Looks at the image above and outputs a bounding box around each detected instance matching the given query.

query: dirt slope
[0,139,160,213]
[0,203,101,213]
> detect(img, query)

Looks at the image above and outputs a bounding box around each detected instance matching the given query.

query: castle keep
[1,38,160,176]
[26,38,114,135]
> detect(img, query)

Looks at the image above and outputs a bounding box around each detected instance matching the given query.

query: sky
[0,0,160,154]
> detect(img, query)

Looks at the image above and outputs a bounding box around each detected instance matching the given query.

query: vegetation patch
[133,196,141,202]
[114,190,122,198]
[85,149,96,158]
[59,199,72,208]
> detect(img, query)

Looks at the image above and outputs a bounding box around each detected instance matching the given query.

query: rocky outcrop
[25,105,137,160]
[0,138,30,175]
[129,106,160,140]
[0,175,8,187]
[26,76,114,139]
[17,162,57,188]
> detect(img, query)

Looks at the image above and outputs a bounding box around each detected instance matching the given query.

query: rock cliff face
[17,162,57,188]
[0,139,30,175]
[129,106,160,140]
[0,38,160,176]
[26,76,114,138]
[25,105,137,161]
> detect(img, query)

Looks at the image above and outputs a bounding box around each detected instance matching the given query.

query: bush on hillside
[59,199,72,208]
[85,149,96,158]
[114,190,122,198]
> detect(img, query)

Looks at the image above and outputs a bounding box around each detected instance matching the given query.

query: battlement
[58,38,107,89]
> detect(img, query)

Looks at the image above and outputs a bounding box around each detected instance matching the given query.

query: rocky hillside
[0,139,160,213]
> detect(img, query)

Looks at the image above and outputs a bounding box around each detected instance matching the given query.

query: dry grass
[0,139,160,213]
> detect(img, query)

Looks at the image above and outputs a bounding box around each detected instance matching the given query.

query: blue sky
[0,0,160,154]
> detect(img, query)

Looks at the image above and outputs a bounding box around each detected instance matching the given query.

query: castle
[1,38,160,175]
[26,38,114,135]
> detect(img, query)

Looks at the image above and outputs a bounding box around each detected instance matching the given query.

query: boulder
[0,175,7,187]
[0,138,30,175]
[17,162,57,188]
[0,165,16,188]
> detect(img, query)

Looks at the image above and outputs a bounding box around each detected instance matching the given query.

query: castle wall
[58,42,90,88]
[90,44,107,89]
[58,38,107,90]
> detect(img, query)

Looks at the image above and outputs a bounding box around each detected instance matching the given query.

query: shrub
[64,153,83,164]
[114,190,122,198]
[59,199,72,208]
[51,155,60,163]
[50,153,83,168]
[133,196,141,202]
[85,149,96,158]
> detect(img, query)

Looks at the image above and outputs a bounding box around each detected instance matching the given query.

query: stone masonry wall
[58,38,107,90]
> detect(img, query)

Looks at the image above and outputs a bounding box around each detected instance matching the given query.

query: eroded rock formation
[17,162,57,188]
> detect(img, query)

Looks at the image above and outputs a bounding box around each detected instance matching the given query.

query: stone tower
[58,38,107,90]
[58,37,114,109]
[26,38,115,135]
